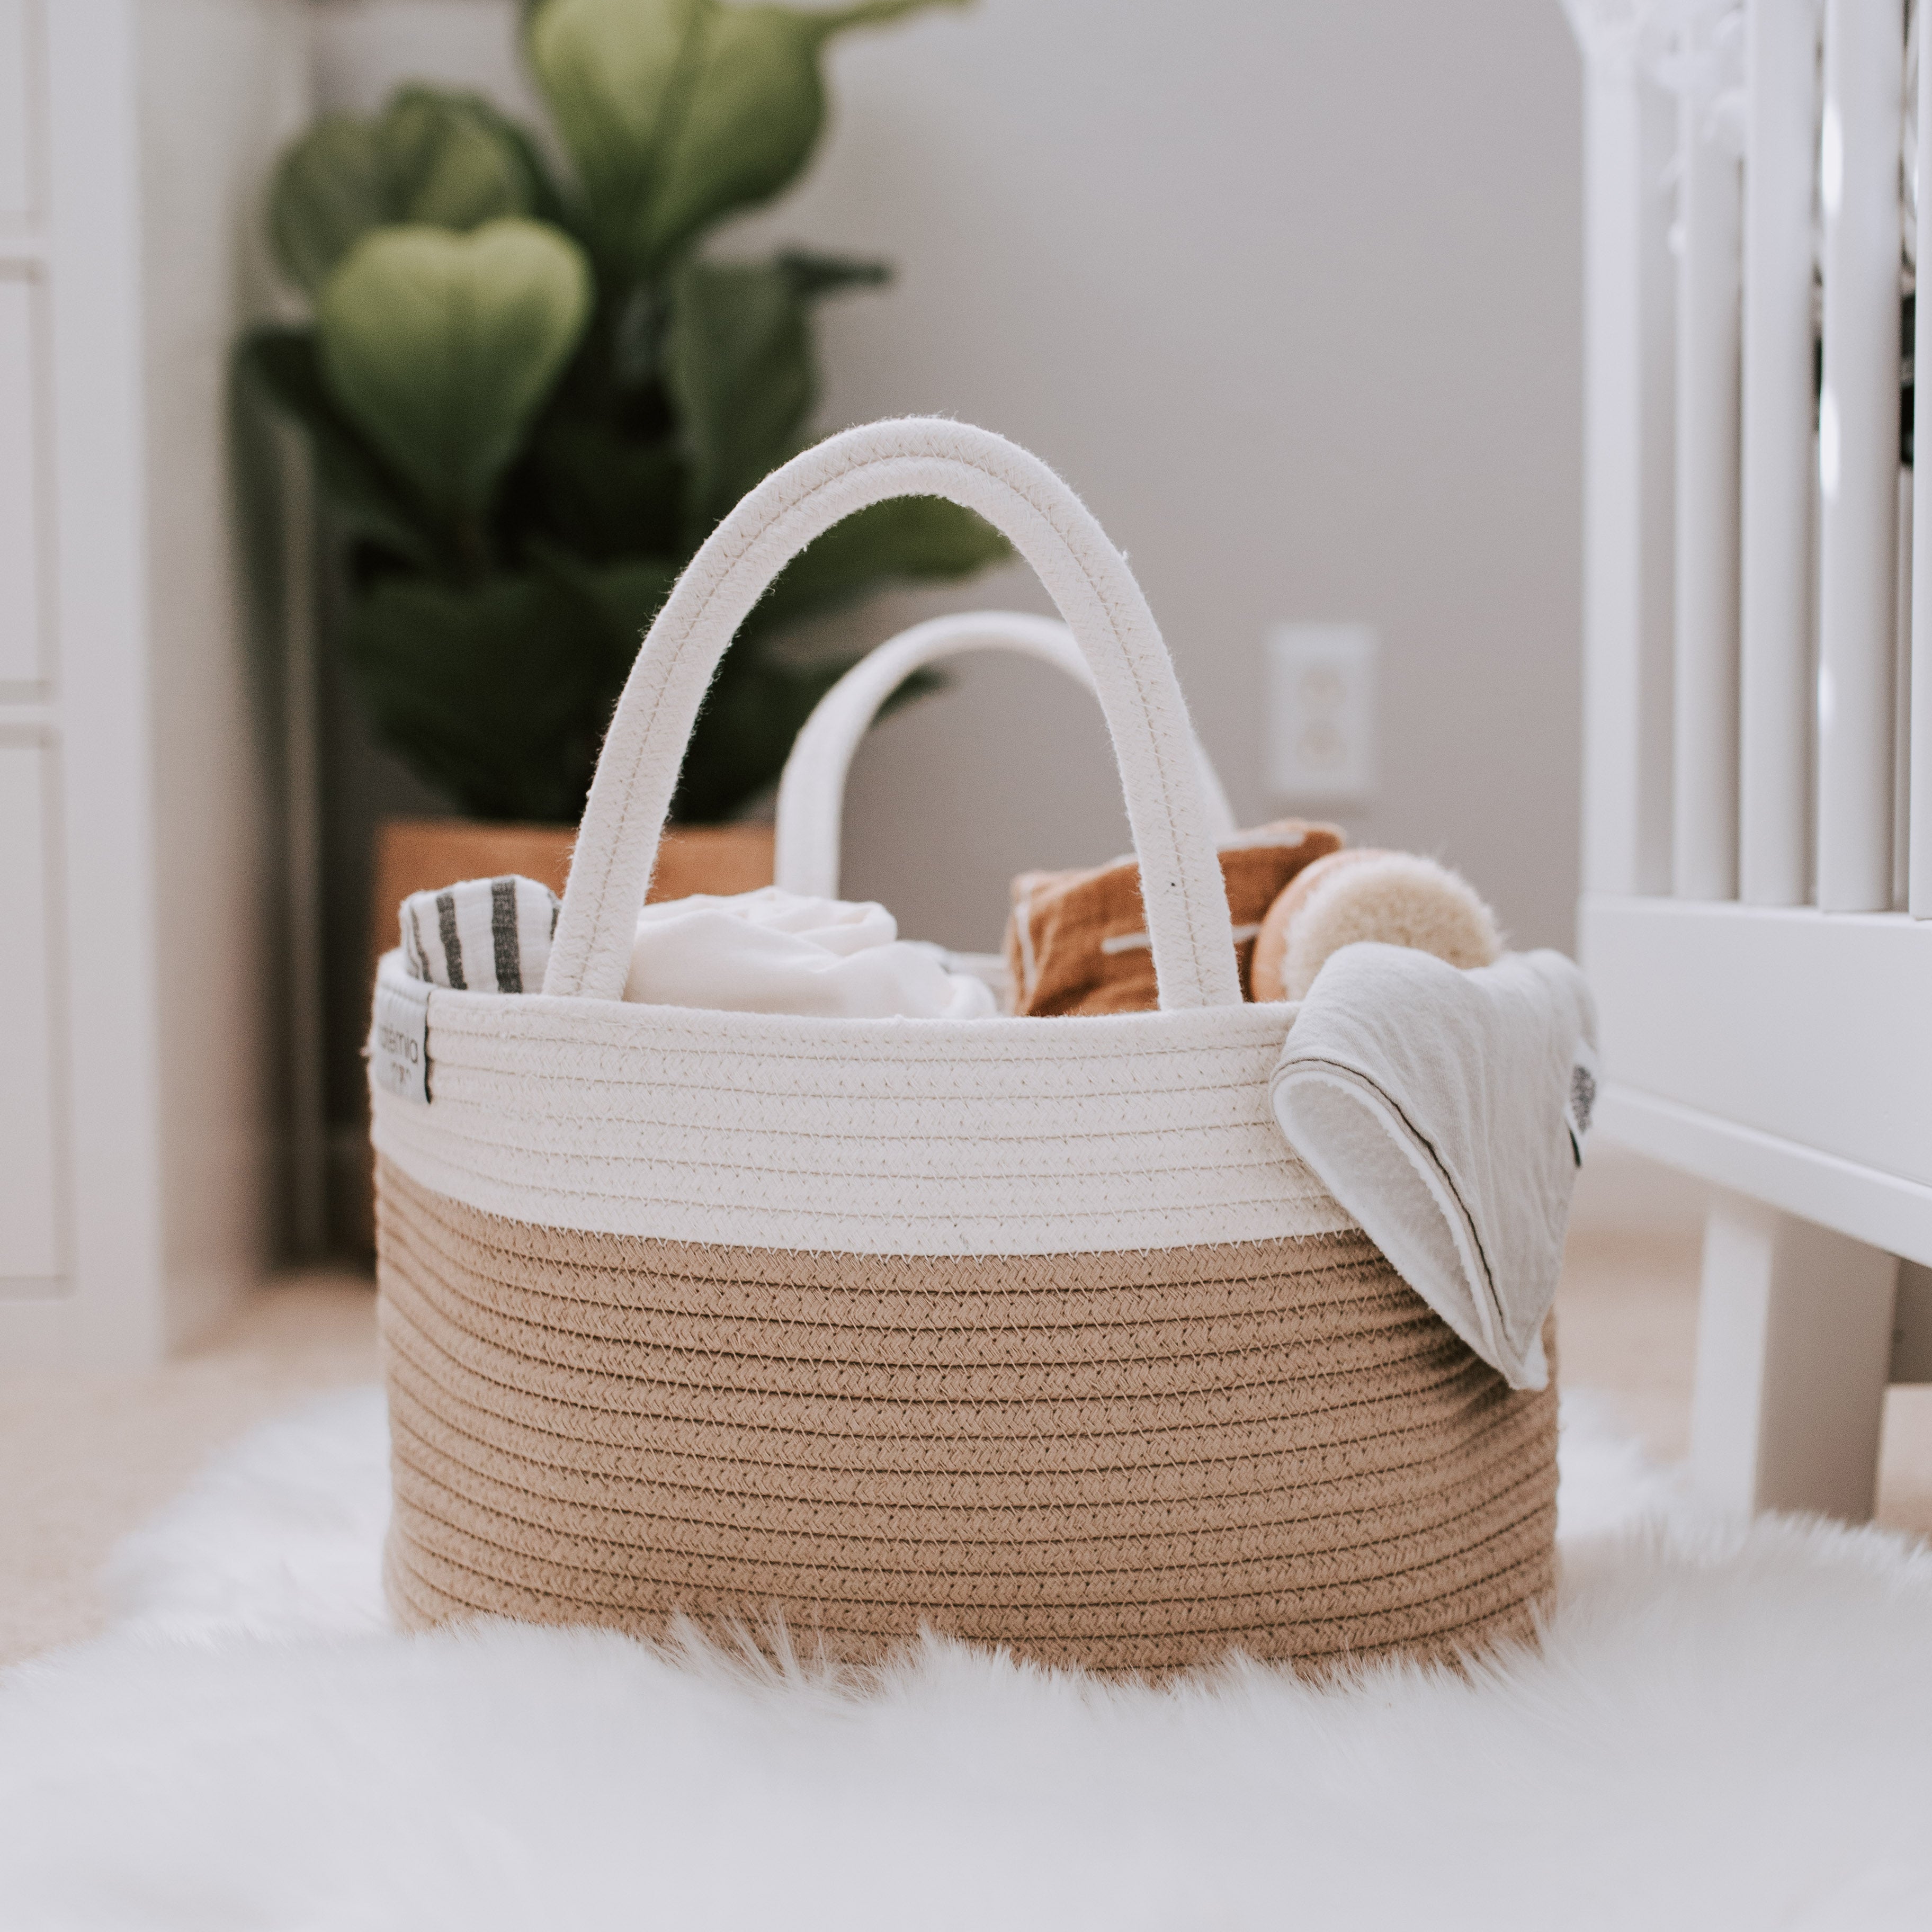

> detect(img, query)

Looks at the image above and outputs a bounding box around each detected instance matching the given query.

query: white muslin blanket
[1269,943,1597,1390]
[623,888,997,1019]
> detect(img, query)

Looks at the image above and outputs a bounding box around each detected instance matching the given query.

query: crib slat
[1581,57,1678,899]
[1740,0,1818,907]
[1674,29,1745,904]
[1817,0,1903,914]
[1913,0,1932,916]
[1897,466,1913,905]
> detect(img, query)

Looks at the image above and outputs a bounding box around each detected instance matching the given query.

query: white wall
[312,0,1584,957]
[142,0,312,1339]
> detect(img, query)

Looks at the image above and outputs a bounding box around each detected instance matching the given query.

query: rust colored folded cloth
[1006,820,1344,1015]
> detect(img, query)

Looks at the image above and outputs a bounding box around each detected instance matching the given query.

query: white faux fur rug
[3,1391,1930,1931]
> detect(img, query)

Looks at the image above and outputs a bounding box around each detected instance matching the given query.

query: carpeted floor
[0,1273,380,1667]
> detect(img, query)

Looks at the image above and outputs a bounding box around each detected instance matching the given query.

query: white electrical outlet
[1264,622,1378,804]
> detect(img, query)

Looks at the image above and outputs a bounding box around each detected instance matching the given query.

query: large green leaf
[316,219,593,526]
[675,646,950,824]
[345,572,618,821]
[524,417,686,560]
[346,556,688,818]
[531,544,682,665]
[673,494,1008,818]
[240,326,445,569]
[583,557,684,643]
[750,495,1010,633]
[527,0,965,276]
[662,258,815,531]
[674,650,848,824]
[270,87,544,295]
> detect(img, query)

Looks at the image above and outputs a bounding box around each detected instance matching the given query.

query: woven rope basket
[370,418,1559,1676]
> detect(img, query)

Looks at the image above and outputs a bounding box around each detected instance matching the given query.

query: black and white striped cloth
[399,876,560,994]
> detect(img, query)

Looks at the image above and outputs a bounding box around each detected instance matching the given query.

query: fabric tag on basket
[1565,1036,1599,1167]
[371,972,432,1105]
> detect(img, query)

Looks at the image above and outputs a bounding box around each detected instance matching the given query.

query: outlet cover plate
[1264,622,1378,805]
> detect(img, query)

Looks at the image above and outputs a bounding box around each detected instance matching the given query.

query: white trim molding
[0,0,310,1374]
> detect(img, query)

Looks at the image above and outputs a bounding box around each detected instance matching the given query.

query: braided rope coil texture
[369,979,1356,1254]
[377,1160,1559,1676]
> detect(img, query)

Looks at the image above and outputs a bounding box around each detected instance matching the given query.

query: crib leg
[1689,1192,1899,1520]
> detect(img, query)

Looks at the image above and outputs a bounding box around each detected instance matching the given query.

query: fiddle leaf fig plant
[317,220,595,535]
[244,0,999,826]
[270,87,550,294]
[529,0,942,276]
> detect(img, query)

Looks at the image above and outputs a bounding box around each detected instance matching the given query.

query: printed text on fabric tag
[372,974,432,1105]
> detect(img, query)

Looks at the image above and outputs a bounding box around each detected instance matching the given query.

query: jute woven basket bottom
[376,1158,1558,1677]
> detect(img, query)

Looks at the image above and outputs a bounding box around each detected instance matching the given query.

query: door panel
[0,273,47,687]
[0,736,65,1285]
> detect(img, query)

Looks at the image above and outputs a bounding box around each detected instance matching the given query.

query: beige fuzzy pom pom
[1250,849,1502,1001]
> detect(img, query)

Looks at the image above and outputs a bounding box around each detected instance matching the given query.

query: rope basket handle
[544,418,1243,1010]
[771,610,1240,902]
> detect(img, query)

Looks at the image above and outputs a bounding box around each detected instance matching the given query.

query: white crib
[1569,0,1932,1520]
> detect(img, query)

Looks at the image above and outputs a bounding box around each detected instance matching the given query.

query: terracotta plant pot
[369,817,776,974]
[346,817,776,1258]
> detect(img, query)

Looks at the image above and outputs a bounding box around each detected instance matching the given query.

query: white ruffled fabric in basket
[399,880,996,1021]
[623,888,997,1020]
